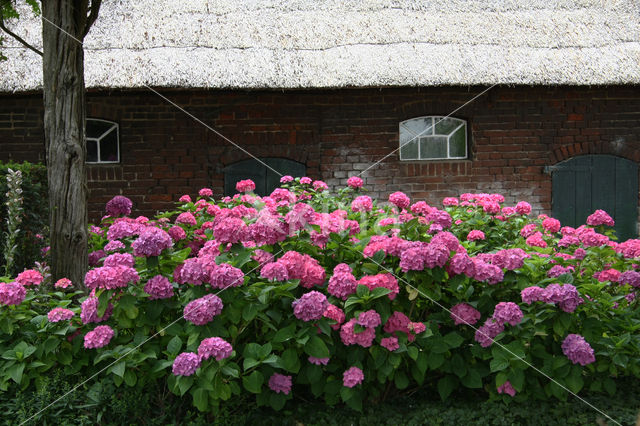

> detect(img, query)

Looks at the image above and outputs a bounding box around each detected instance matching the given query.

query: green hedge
[0,162,48,277]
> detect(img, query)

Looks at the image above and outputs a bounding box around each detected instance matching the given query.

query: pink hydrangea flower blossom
[323,304,346,330]
[542,217,561,233]
[358,273,399,300]
[84,265,140,290]
[105,195,132,216]
[198,188,213,197]
[172,352,201,376]
[268,373,292,395]
[380,336,400,351]
[351,195,373,212]
[144,275,174,300]
[526,232,547,248]
[587,209,615,226]
[47,307,74,323]
[467,230,485,241]
[299,176,312,185]
[15,269,43,286]
[179,194,192,203]
[515,201,532,215]
[54,278,73,289]
[389,192,410,209]
[292,291,328,322]
[175,212,197,226]
[260,262,290,281]
[80,296,112,324]
[327,263,358,300]
[312,180,328,191]
[357,310,382,328]
[450,303,481,326]
[442,197,459,206]
[213,217,247,244]
[184,294,224,326]
[492,302,523,326]
[104,240,126,252]
[131,227,173,257]
[561,334,595,366]
[497,381,516,397]
[343,367,364,388]
[347,176,363,189]
[210,264,244,289]
[198,337,233,361]
[103,252,135,268]
[308,356,330,365]
[474,318,505,347]
[84,325,114,349]
[236,179,256,193]
[280,175,294,183]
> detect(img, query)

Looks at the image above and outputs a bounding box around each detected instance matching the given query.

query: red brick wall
[0,86,638,223]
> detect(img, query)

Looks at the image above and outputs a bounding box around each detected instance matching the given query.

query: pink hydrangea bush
[2,177,639,414]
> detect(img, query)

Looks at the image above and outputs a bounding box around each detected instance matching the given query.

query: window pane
[86,119,114,139]
[400,140,419,160]
[100,129,119,162]
[449,127,466,158]
[401,117,433,137]
[434,117,460,135]
[420,136,447,159]
[87,139,98,162]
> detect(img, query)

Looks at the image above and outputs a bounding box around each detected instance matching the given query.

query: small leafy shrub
[0,176,638,417]
[0,161,48,276]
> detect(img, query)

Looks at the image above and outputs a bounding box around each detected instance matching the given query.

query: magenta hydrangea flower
[104,240,126,253]
[482,201,500,215]
[450,303,481,326]
[557,284,584,313]
[521,286,546,304]
[168,226,187,241]
[236,179,256,193]
[340,319,376,347]
[492,302,523,326]
[179,194,192,203]
[492,248,527,270]
[106,219,144,241]
[292,291,328,322]
[587,209,615,226]
[249,210,288,245]
[198,337,233,361]
[54,278,73,289]
[526,232,547,248]
[327,263,358,300]
[47,307,74,323]
[175,212,197,226]
[260,262,289,282]
[84,265,140,290]
[343,367,364,388]
[346,176,363,189]
[620,270,640,288]
[474,318,505,347]
[399,246,426,272]
[144,275,174,300]
[358,274,399,300]
[515,201,532,215]
[389,191,410,209]
[313,180,328,191]
[0,282,27,306]
[323,304,346,330]
[184,294,224,326]
[596,268,621,283]
[198,188,213,197]
[15,269,43,286]
[84,325,114,349]
[442,197,459,206]
[131,226,173,257]
[210,264,245,289]
[467,230,485,241]
[380,336,399,351]
[105,195,132,217]
[308,356,330,365]
[351,195,373,212]
[448,253,475,276]
[213,217,247,244]
[80,296,113,324]
[561,334,595,366]
[497,381,516,397]
[268,373,292,395]
[542,217,561,233]
[299,176,312,185]
[357,310,382,328]
[172,352,201,376]
[280,175,294,183]
[103,252,135,268]
[473,259,504,284]
[88,250,106,266]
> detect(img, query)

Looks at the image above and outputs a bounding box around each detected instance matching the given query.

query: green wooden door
[223,158,306,196]
[551,155,638,241]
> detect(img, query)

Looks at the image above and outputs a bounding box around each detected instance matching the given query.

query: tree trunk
[41,1,89,288]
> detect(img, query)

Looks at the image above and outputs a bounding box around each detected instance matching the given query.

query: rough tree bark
[41,0,100,288]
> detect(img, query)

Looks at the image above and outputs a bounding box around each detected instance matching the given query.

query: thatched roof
[1,0,639,92]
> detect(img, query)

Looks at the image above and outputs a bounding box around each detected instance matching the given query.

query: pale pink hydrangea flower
[268,373,292,394]
[340,319,376,347]
[198,337,233,361]
[520,223,538,238]
[343,367,364,388]
[482,201,500,215]
[84,325,114,349]
[47,307,74,323]
[172,352,201,376]
[351,195,373,212]
[84,265,140,290]
[213,217,247,244]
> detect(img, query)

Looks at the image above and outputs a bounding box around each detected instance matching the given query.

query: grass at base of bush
[1,373,638,426]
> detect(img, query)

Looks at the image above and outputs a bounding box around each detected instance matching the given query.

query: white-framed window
[86,118,119,163]
[399,116,467,161]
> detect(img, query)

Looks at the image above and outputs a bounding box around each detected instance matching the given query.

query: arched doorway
[551,155,638,241]
[223,158,306,196]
